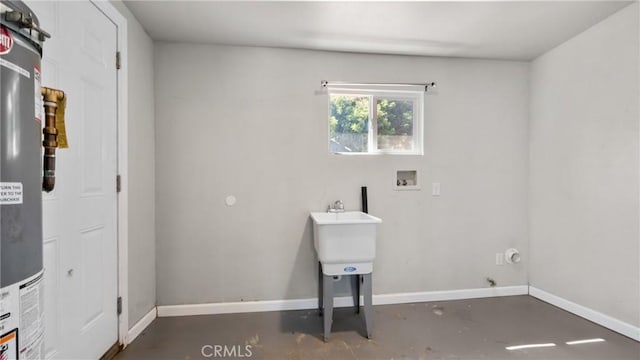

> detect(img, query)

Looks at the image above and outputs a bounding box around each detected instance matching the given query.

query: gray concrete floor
[116,296,639,359]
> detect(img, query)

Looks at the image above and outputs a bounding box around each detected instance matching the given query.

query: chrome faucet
[327,200,345,213]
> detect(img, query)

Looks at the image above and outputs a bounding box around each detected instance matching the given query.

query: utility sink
[310,211,382,275]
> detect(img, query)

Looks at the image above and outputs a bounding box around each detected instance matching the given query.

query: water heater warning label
[0,271,44,360]
[0,329,18,360]
[0,183,23,205]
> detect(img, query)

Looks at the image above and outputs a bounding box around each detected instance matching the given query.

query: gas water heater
[0,1,62,359]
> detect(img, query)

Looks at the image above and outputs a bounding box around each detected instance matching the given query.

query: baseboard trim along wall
[373,286,529,305]
[127,307,158,345]
[156,285,529,317]
[134,286,639,345]
[529,286,640,342]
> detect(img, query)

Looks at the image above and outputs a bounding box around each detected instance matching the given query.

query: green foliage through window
[329,91,421,154]
[329,95,369,152]
[376,99,413,136]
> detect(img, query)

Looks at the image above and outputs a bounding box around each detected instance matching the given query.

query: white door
[26,1,119,358]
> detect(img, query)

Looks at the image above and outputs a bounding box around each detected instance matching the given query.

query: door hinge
[116,51,121,70]
[117,296,122,315]
[116,175,121,193]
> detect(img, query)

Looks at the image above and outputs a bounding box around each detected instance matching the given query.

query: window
[328,87,423,155]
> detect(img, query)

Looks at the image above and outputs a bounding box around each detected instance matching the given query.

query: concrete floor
[116,296,639,360]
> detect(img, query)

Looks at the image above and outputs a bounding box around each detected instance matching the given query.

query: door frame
[88,0,129,348]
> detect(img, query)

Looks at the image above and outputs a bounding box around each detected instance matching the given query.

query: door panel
[26,1,119,358]
[42,237,59,359]
[80,226,105,329]
[80,79,105,195]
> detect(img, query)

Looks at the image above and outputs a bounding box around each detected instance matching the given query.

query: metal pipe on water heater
[41,87,64,192]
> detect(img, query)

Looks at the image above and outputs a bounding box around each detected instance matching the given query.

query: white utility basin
[310,211,382,275]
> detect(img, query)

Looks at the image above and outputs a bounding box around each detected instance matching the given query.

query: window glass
[376,98,414,151]
[327,89,423,155]
[329,95,369,153]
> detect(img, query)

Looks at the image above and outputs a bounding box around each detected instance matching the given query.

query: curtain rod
[321,80,437,91]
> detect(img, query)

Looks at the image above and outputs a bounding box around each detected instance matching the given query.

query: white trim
[158,298,318,317]
[373,285,529,305]
[529,286,640,342]
[127,307,157,344]
[157,285,529,317]
[156,286,640,343]
[90,0,130,348]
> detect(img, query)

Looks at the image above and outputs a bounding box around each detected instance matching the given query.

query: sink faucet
[327,200,345,213]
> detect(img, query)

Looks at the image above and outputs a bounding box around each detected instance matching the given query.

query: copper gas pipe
[41,87,64,192]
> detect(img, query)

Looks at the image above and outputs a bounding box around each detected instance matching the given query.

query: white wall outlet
[432,182,441,196]
[496,253,504,266]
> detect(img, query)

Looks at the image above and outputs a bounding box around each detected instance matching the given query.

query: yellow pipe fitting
[41,87,65,103]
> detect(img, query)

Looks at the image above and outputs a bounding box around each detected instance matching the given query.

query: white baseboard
[157,285,529,317]
[140,286,640,344]
[529,286,640,342]
[158,297,318,317]
[126,307,157,345]
[373,285,529,305]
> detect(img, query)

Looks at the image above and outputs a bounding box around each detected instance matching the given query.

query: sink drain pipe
[361,186,368,213]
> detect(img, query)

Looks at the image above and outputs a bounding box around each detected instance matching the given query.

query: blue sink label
[344,266,357,272]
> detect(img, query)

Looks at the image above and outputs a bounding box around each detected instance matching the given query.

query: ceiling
[124,1,633,60]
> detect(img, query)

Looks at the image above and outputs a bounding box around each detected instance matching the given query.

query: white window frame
[328,86,424,155]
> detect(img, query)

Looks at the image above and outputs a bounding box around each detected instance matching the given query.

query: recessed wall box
[395,170,420,191]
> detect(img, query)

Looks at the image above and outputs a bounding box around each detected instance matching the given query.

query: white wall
[154,44,529,305]
[530,3,639,327]
[111,0,157,328]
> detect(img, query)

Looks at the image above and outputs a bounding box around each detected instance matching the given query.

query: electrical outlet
[495,253,504,266]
